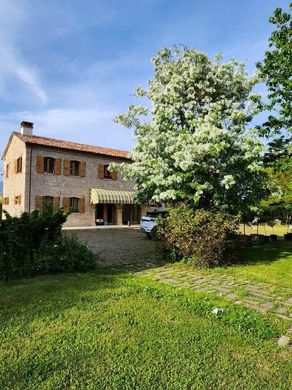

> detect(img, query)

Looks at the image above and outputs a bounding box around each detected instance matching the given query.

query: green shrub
[158,205,239,268]
[35,234,97,274]
[0,209,97,280]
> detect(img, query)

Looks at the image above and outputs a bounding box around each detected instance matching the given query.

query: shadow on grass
[230,241,292,268]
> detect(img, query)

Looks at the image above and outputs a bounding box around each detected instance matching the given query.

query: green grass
[206,241,292,289]
[0,270,291,389]
[239,224,291,236]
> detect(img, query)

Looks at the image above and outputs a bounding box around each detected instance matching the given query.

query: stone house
[2,121,149,227]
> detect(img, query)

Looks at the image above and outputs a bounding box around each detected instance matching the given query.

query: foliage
[158,204,239,268]
[263,135,292,170]
[0,208,96,280]
[256,3,292,134]
[0,270,290,389]
[114,47,268,215]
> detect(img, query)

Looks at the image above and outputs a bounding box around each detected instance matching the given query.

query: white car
[140,210,168,237]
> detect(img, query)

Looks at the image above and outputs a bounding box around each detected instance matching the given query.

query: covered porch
[90,189,141,226]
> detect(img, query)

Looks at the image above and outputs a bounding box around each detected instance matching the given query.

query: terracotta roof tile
[13,132,130,159]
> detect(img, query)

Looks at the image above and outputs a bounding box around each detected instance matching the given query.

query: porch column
[116,204,123,225]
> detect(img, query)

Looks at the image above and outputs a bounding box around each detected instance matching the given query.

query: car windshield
[146,211,167,218]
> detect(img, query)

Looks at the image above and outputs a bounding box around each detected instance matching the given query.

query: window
[98,163,117,180]
[44,157,55,174]
[5,164,9,178]
[15,157,22,173]
[70,161,80,176]
[103,164,111,179]
[14,195,21,205]
[70,197,80,212]
[43,196,54,209]
[3,197,9,205]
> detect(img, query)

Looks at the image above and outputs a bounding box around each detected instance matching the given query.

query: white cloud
[0,108,135,154]
[0,0,47,103]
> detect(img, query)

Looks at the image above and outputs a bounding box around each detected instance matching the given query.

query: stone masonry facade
[2,125,151,227]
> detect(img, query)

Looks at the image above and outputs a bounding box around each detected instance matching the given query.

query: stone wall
[2,136,27,217]
[25,145,134,226]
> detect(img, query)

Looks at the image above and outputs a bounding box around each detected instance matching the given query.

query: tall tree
[114,47,268,215]
[256,3,292,134]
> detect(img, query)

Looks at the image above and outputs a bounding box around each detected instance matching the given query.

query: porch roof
[90,189,135,204]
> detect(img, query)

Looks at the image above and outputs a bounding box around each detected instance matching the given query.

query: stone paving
[135,265,292,323]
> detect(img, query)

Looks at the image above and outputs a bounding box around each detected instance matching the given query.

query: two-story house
[2,121,146,227]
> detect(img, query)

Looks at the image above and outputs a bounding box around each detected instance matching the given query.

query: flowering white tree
[114,47,268,215]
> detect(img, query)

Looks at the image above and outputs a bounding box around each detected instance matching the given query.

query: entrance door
[107,204,114,224]
[122,205,141,225]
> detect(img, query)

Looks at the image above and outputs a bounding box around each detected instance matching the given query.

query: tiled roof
[13,132,130,159]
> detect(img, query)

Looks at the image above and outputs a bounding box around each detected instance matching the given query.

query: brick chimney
[20,121,34,136]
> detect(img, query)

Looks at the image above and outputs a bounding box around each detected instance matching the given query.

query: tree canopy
[115,47,268,215]
[256,3,292,134]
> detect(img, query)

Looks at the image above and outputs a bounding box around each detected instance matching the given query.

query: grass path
[137,242,292,327]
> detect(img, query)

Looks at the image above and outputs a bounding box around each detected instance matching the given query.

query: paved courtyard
[66,227,164,267]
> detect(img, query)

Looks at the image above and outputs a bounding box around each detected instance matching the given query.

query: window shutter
[98,164,104,179]
[55,159,62,175]
[53,197,60,208]
[79,197,85,213]
[18,195,21,205]
[5,164,9,178]
[14,159,18,174]
[111,171,117,180]
[79,161,86,177]
[35,196,43,210]
[64,160,70,176]
[19,157,23,173]
[36,156,44,173]
[63,197,70,213]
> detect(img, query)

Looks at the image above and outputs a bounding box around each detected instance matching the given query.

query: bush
[35,234,97,274]
[0,208,97,280]
[158,205,239,268]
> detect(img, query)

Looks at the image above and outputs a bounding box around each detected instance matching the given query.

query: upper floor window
[70,161,80,176]
[98,163,117,180]
[103,164,112,179]
[36,156,61,175]
[44,157,56,174]
[15,157,22,174]
[5,164,9,178]
[3,197,9,205]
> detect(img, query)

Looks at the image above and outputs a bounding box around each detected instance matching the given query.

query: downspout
[28,145,33,213]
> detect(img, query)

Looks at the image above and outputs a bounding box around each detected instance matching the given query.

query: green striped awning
[90,189,135,204]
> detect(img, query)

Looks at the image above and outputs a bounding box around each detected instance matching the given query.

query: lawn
[239,224,291,236]
[0,269,291,389]
[207,241,292,289]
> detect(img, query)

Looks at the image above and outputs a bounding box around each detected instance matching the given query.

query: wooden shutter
[79,197,85,213]
[64,160,70,176]
[19,157,23,173]
[55,159,62,175]
[5,164,9,177]
[14,159,18,174]
[35,196,43,210]
[36,156,44,173]
[79,161,86,177]
[63,197,70,213]
[111,170,117,180]
[98,164,104,179]
[18,195,21,205]
[53,197,60,208]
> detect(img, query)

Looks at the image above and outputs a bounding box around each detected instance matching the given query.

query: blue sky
[0,0,289,157]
